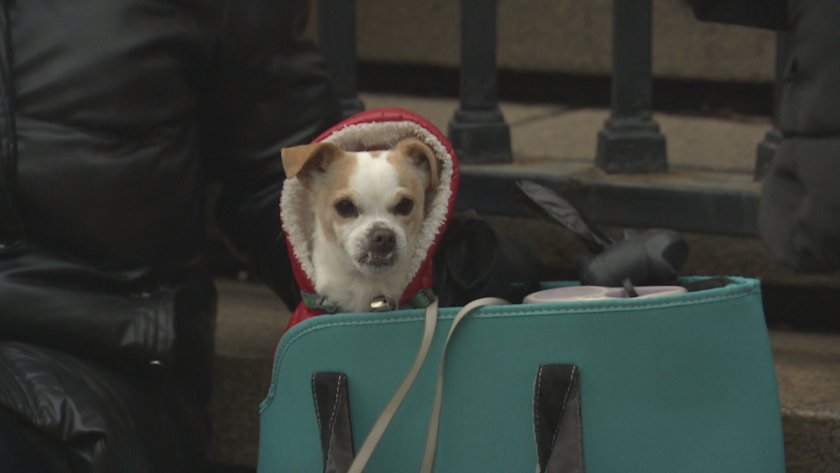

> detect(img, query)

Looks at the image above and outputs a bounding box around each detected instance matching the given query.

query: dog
[282,137,441,312]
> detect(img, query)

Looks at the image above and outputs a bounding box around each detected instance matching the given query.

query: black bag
[433,213,541,307]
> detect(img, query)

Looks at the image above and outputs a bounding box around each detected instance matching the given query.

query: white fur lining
[280,120,455,293]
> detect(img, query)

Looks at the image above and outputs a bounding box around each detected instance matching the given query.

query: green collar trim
[405,288,436,309]
[301,288,436,313]
[301,292,340,314]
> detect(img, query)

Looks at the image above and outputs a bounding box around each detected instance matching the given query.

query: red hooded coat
[279,108,460,331]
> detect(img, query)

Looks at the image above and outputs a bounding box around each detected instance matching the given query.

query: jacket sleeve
[204,0,342,309]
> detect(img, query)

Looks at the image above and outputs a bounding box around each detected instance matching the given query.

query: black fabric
[759,137,840,270]
[777,1,840,136]
[0,407,57,473]
[694,0,840,272]
[4,0,339,306]
[0,0,341,471]
[433,214,541,307]
[580,229,688,287]
[533,364,585,473]
[0,0,23,241]
[0,245,219,401]
[0,342,209,473]
[312,372,355,473]
[515,180,612,253]
[757,0,840,271]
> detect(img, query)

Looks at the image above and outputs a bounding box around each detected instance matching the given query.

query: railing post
[448,0,512,164]
[318,0,365,118]
[596,0,667,174]
[754,32,788,181]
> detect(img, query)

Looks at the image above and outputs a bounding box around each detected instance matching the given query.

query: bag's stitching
[574,379,584,469]
[264,289,755,409]
[325,375,344,461]
[281,291,751,359]
[262,286,759,409]
[534,365,544,467]
[311,374,323,447]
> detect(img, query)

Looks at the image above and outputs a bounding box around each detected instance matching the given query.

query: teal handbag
[257,277,785,472]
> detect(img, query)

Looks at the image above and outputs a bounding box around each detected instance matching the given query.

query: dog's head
[282,137,440,277]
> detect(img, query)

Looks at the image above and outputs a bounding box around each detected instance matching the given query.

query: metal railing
[317,0,779,237]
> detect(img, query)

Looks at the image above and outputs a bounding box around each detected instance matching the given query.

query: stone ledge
[772,331,840,473]
[209,279,840,472]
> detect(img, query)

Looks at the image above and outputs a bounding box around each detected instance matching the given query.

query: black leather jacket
[0,0,339,406]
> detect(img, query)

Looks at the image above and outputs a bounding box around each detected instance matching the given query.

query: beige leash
[348,297,509,473]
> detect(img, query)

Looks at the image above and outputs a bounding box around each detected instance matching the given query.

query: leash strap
[346,298,440,473]
[418,296,508,472]
[347,296,508,473]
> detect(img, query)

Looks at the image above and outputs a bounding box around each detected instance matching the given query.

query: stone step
[208,278,840,472]
[208,279,284,468]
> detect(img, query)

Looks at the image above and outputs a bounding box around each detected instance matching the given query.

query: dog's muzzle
[360,227,397,268]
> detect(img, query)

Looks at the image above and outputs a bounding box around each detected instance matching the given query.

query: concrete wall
[313,0,777,83]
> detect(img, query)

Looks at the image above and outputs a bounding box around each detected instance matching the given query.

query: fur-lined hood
[280,108,459,330]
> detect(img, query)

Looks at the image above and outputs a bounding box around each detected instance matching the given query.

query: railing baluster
[754,32,788,181]
[318,0,365,118]
[596,0,667,173]
[448,0,512,164]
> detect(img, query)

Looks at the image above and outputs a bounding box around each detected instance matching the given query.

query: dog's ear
[281,142,343,185]
[395,137,440,190]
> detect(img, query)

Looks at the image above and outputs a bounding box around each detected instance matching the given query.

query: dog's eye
[334,199,358,218]
[394,198,414,216]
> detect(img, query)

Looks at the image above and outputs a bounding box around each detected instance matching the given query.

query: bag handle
[312,372,355,473]
[347,297,508,473]
[533,364,585,473]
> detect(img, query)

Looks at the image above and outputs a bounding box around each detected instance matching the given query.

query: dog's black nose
[369,228,396,253]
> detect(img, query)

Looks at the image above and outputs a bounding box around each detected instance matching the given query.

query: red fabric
[281,108,459,332]
[286,303,326,330]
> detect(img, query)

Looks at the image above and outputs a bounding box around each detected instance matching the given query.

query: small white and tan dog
[281,137,441,312]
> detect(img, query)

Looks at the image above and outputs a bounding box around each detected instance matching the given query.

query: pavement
[207,94,840,472]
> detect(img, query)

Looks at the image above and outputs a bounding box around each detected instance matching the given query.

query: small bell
[369,295,393,312]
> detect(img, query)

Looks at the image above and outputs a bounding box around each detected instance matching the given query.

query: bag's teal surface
[257,277,785,472]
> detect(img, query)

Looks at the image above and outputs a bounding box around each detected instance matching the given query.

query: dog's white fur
[282,138,440,312]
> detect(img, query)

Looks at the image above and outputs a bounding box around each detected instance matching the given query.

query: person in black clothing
[689,0,840,271]
[0,0,341,471]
